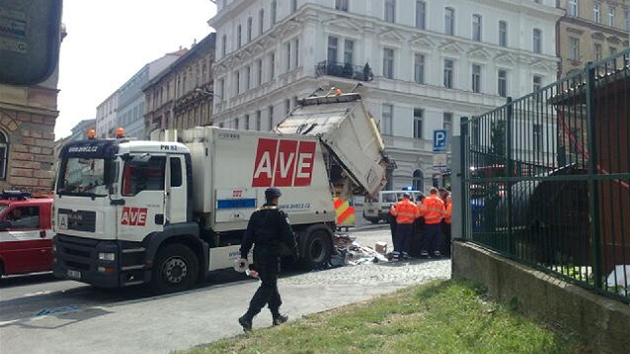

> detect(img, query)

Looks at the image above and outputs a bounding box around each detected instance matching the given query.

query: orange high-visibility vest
[421,195,445,225]
[390,199,419,224]
[444,202,452,224]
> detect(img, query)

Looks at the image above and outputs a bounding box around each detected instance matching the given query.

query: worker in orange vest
[419,187,446,258]
[443,195,452,257]
[390,192,419,261]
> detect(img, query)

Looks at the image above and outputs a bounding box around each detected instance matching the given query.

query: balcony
[315,60,373,81]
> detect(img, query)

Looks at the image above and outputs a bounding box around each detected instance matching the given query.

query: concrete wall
[452,241,630,354]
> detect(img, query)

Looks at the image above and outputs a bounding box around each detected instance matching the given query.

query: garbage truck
[52,92,389,293]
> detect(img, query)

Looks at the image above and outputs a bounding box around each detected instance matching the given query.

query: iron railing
[461,48,630,303]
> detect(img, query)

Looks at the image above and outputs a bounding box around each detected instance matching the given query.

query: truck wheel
[151,244,199,294]
[302,229,333,269]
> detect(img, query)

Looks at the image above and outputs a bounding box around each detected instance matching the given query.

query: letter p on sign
[433,129,448,152]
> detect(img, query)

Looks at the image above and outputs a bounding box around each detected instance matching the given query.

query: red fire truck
[0,191,54,278]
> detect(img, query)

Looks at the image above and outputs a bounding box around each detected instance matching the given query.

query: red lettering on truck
[252,138,316,187]
[121,207,147,226]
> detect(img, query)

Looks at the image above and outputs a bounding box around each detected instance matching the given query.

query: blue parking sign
[433,129,448,152]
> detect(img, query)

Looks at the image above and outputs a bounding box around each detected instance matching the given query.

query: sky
[55,0,218,140]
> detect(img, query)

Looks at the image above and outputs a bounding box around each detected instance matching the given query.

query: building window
[269,52,275,79]
[445,7,455,35]
[412,170,424,191]
[328,36,338,63]
[344,39,354,65]
[443,112,453,135]
[499,21,507,47]
[235,71,240,95]
[443,59,454,88]
[383,48,395,79]
[255,111,262,131]
[268,105,274,131]
[414,53,425,84]
[235,118,240,130]
[533,75,542,92]
[609,7,615,27]
[285,99,291,115]
[291,0,297,13]
[245,66,251,91]
[472,14,482,42]
[259,9,265,34]
[221,34,227,57]
[294,39,299,68]
[247,17,252,42]
[0,131,7,180]
[625,10,630,31]
[385,0,396,23]
[533,28,542,54]
[236,25,242,48]
[569,37,580,61]
[218,78,225,101]
[610,46,617,55]
[381,104,393,135]
[533,124,542,154]
[335,0,348,11]
[594,3,601,23]
[498,69,507,97]
[256,59,263,86]
[472,64,481,93]
[569,0,578,17]
[413,109,424,139]
[244,114,250,130]
[416,1,426,29]
[594,43,602,60]
[271,0,277,25]
[285,42,291,71]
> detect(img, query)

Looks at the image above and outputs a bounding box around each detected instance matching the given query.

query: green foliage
[177,280,586,354]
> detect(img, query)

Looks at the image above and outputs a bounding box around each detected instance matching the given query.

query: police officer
[237,187,298,332]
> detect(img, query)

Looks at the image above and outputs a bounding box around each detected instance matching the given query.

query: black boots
[272,314,289,326]
[238,316,253,332]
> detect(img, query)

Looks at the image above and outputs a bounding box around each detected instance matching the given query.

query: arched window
[0,131,7,180]
[412,169,424,191]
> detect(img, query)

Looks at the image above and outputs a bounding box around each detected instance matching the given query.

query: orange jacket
[444,201,452,224]
[390,199,419,224]
[421,195,445,224]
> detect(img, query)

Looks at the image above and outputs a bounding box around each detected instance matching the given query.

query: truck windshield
[57,157,109,197]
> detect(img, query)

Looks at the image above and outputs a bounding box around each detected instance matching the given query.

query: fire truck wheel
[302,229,333,269]
[151,243,199,294]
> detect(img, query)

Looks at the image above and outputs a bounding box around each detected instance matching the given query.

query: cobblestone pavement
[283,227,452,287]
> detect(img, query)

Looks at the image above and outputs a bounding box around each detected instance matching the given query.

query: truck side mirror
[0,0,63,85]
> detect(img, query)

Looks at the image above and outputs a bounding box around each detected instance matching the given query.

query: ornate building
[557,0,629,77]
[144,33,216,136]
[208,0,561,190]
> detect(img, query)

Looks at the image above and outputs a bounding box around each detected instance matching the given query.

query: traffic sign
[433,129,448,152]
[433,154,447,170]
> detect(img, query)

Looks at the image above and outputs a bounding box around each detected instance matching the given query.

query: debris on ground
[330,233,389,267]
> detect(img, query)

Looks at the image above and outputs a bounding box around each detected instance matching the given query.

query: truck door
[165,155,187,224]
[118,155,166,240]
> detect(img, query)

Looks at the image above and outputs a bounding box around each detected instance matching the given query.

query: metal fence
[461,48,630,304]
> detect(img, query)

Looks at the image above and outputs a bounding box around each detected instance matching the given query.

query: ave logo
[121,207,148,226]
[252,138,316,187]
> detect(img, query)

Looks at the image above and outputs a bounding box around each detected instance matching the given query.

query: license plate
[67,269,81,280]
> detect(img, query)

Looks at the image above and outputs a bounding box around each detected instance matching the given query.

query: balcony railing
[315,60,373,81]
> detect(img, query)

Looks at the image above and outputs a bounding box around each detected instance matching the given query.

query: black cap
[265,187,282,199]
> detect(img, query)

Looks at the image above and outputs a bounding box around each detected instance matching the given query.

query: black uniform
[239,203,297,324]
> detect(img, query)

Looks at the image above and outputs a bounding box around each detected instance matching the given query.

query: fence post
[506,97,513,253]
[460,117,469,240]
[585,61,602,290]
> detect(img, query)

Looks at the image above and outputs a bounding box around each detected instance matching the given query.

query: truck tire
[151,243,199,294]
[301,228,333,270]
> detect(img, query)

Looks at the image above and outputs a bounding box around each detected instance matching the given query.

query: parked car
[0,191,54,278]
[362,190,424,224]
